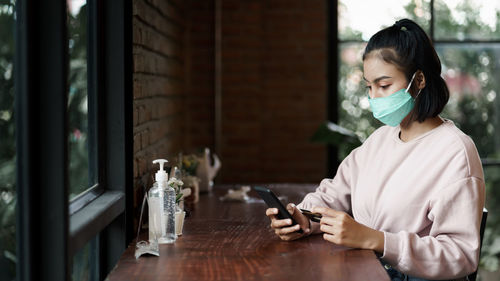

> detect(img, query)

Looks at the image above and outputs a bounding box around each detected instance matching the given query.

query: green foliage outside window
[0,0,16,280]
[68,2,90,199]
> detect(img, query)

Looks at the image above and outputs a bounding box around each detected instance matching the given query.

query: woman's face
[363,55,408,99]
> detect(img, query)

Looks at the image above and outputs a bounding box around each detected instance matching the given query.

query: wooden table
[106,184,390,281]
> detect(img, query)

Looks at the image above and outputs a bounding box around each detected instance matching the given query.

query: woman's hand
[312,207,384,253]
[265,203,311,241]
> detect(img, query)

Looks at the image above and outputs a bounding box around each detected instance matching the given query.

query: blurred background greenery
[67,0,90,200]
[0,1,16,279]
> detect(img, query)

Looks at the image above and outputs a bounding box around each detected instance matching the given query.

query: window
[336,0,500,273]
[0,1,16,280]
[434,0,500,41]
[14,1,133,280]
[68,0,93,200]
[68,0,92,272]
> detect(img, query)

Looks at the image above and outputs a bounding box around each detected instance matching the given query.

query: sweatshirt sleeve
[297,146,359,233]
[381,176,485,279]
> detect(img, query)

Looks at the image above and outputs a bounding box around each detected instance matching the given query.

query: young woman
[265,19,485,281]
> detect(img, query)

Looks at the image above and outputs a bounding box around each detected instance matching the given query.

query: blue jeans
[380,259,440,281]
[384,265,433,281]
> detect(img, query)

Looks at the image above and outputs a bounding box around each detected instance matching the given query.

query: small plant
[310,121,362,160]
[167,177,184,204]
[180,153,199,176]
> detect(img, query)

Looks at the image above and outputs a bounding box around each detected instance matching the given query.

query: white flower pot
[175,210,186,236]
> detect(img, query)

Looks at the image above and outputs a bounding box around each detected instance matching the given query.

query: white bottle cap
[152,159,168,182]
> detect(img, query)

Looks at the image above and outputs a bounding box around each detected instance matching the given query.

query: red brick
[134,0,184,40]
[134,133,141,153]
[141,130,150,149]
[133,107,139,126]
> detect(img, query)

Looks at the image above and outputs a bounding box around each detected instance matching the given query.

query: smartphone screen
[253,186,302,233]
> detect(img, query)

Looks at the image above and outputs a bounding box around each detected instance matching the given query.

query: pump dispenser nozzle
[152,159,169,182]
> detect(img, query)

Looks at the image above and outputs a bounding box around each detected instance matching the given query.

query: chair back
[467,208,488,281]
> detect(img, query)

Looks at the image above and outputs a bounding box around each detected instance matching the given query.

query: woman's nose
[370,89,383,99]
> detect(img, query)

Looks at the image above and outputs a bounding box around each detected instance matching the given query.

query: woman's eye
[381,85,391,89]
[365,85,371,90]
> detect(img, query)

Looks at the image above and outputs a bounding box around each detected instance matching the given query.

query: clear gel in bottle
[161,179,177,243]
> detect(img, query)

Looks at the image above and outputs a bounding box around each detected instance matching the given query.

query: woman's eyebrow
[363,75,392,83]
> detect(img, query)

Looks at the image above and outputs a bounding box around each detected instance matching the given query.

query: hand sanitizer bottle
[161,177,177,244]
[152,159,177,244]
[148,159,168,243]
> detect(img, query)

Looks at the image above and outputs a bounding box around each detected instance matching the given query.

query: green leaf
[175,193,183,204]
[310,121,361,146]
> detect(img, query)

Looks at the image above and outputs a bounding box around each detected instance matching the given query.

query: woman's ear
[416,70,426,89]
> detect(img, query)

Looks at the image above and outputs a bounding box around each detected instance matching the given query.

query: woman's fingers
[322,233,337,244]
[319,223,335,234]
[266,207,298,232]
[275,224,301,236]
[287,203,311,233]
[265,208,278,217]
[318,215,337,226]
[312,206,342,218]
[312,207,349,229]
[271,218,293,229]
[266,205,311,241]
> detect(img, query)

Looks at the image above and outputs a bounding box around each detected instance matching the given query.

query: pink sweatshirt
[297,119,485,279]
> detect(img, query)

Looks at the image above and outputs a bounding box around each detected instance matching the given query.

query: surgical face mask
[368,72,421,127]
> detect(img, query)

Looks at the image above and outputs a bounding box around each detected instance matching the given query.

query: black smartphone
[253,186,303,233]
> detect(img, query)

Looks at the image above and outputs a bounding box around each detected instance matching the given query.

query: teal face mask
[368,72,420,127]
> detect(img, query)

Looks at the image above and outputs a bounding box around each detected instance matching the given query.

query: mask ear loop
[405,72,423,99]
[414,88,423,99]
[405,72,417,92]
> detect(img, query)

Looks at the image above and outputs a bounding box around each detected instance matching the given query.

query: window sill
[69,190,125,256]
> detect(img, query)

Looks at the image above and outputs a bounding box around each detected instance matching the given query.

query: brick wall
[132,0,187,218]
[218,0,327,183]
[132,0,328,208]
[184,0,216,151]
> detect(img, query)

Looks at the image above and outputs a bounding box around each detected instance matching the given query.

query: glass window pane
[68,0,91,200]
[339,0,431,41]
[72,242,90,281]
[434,0,500,41]
[437,44,500,158]
[72,236,98,281]
[0,0,16,280]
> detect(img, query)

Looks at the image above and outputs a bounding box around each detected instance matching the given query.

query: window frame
[326,0,340,174]
[15,0,133,280]
[66,0,105,216]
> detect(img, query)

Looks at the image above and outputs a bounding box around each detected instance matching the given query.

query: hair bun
[394,19,408,31]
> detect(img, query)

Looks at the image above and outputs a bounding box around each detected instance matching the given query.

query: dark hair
[362,19,449,123]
